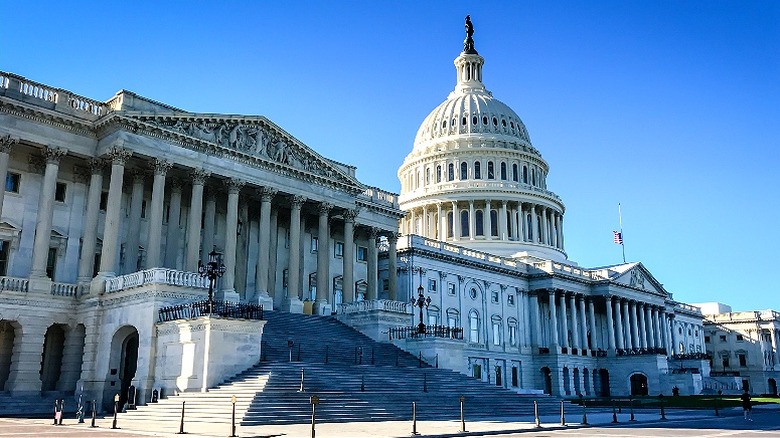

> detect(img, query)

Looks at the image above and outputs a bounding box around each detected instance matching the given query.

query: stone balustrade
[0,276,29,292]
[399,234,525,271]
[51,282,79,297]
[402,180,563,203]
[532,260,608,281]
[0,70,108,119]
[337,299,413,315]
[358,186,400,209]
[105,268,208,293]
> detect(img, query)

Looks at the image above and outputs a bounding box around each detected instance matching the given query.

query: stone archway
[0,320,18,391]
[541,367,552,395]
[562,367,571,395]
[598,369,610,397]
[40,324,66,392]
[630,373,648,396]
[104,326,139,410]
[768,378,777,396]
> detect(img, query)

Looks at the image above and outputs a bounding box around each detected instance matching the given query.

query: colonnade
[6,142,398,312]
[403,200,563,249]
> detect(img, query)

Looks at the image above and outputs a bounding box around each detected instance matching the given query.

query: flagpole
[618,203,626,263]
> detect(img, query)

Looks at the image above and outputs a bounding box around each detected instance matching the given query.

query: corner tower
[398,16,567,261]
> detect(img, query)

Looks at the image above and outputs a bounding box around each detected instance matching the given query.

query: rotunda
[398,17,567,261]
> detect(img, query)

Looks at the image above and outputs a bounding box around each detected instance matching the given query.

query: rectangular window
[99,191,108,211]
[54,182,67,202]
[311,236,318,253]
[511,366,519,387]
[428,313,438,326]
[509,325,517,346]
[738,354,747,367]
[470,318,479,343]
[335,241,344,258]
[382,278,389,291]
[45,247,57,280]
[704,336,710,343]
[448,315,458,328]
[473,364,481,380]
[357,246,368,262]
[5,172,20,193]
[447,282,456,296]
[428,278,437,292]
[719,335,727,342]
[0,240,9,276]
[492,322,501,346]
[507,295,515,306]
[736,334,744,341]
[491,291,499,303]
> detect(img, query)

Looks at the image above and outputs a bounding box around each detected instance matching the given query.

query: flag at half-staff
[613,230,623,245]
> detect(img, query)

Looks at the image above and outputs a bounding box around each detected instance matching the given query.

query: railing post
[659,394,667,420]
[298,368,305,392]
[533,400,541,428]
[111,394,120,429]
[458,395,467,432]
[611,400,618,423]
[310,396,319,438]
[581,396,588,425]
[230,395,237,437]
[176,401,185,434]
[423,373,427,393]
[560,400,566,426]
[629,396,635,421]
[411,401,419,436]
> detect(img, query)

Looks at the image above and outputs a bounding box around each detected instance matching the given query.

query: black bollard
[229,395,237,437]
[581,397,588,425]
[324,345,329,364]
[299,368,305,393]
[90,400,98,428]
[533,400,542,428]
[459,395,467,432]
[111,394,120,429]
[629,397,635,421]
[411,401,419,436]
[59,400,64,425]
[176,401,186,434]
[361,375,365,392]
[611,400,618,423]
[715,390,722,416]
[310,395,319,438]
[423,373,427,393]
[659,394,667,420]
[560,400,566,426]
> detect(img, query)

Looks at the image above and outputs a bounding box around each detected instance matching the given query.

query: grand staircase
[121,310,561,428]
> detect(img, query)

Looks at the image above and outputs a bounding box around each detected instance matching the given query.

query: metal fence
[158,300,264,323]
[388,325,463,340]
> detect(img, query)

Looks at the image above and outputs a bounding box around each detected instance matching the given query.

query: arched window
[523,165,528,183]
[469,310,480,343]
[490,210,498,237]
[425,168,430,185]
[447,308,460,328]
[491,315,502,346]
[474,162,481,179]
[512,163,518,182]
[487,161,494,179]
[526,214,533,240]
[448,163,455,181]
[460,162,468,180]
[475,210,484,236]
[536,217,542,242]
[460,210,470,237]
[532,169,537,186]
[507,318,518,347]
[428,305,440,326]
[500,162,507,180]
[436,165,442,183]
[447,212,453,238]
[506,211,512,237]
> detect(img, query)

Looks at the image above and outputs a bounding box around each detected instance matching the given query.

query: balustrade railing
[388,325,463,340]
[51,282,79,297]
[158,300,263,323]
[0,276,28,292]
[0,70,109,118]
[106,268,208,293]
[616,347,668,356]
[337,299,413,315]
[671,352,711,361]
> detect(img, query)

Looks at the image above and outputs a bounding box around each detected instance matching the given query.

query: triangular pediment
[111,112,365,195]
[607,262,668,297]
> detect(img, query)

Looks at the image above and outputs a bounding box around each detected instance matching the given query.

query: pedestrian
[740,390,752,421]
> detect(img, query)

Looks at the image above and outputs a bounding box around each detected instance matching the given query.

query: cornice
[0,98,97,138]
[396,246,529,280]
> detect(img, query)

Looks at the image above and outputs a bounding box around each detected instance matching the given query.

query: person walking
[740,390,752,421]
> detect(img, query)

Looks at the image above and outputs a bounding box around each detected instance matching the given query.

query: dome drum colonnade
[398,23,565,260]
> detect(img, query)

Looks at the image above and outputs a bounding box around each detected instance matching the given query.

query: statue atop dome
[464,15,478,54]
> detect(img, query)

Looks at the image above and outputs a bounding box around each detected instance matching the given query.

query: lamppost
[411,270,431,334]
[198,248,226,314]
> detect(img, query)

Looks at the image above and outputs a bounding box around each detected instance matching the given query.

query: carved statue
[464,15,477,54]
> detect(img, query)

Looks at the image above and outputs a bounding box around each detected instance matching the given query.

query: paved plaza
[1,406,779,438]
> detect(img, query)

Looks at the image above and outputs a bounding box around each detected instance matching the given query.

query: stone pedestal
[27,277,53,294]
[284,298,304,314]
[256,294,274,310]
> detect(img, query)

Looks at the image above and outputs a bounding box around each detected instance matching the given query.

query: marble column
[185,169,210,272]
[0,135,17,220]
[452,201,460,241]
[530,292,541,348]
[530,205,538,243]
[645,305,655,348]
[549,290,559,349]
[620,300,631,349]
[436,203,443,240]
[268,209,279,305]
[614,298,625,350]
[422,205,428,237]
[145,159,172,268]
[484,200,492,239]
[77,159,105,283]
[637,303,647,349]
[560,292,570,350]
[201,188,216,262]
[605,297,616,350]
[587,298,598,350]
[500,200,508,240]
[578,296,588,350]
[468,201,476,239]
[569,294,580,350]
[558,215,565,250]
[164,178,183,269]
[540,207,548,244]
[511,205,519,240]
[629,301,640,349]
[314,202,333,314]
[670,316,679,355]
[653,307,663,349]
[520,289,531,347]
[342,209,358,302]
[96,147,131,278]
[409,209,416,235]
[254,187,276,306]
[123,169,145,274]
[220,178,244,302]
[388,233,398,300]
[30,147,68,279]
[367,227,379,301]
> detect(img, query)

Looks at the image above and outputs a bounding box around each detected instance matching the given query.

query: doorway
[630,373,648,396]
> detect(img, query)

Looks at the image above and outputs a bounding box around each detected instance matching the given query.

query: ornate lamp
[198,248,226,314]
[411,275,431,334]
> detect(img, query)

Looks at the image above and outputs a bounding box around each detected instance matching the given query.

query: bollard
[176,401,186,434]
[560,400,566,426]
[90,400,98,428]
[289,340,294,362]
[423,373,427,393]
[533,400,542,428]
[310,395,320,438]
[659,394,667,420]
[229,395,238,437]
[629,397,635,421]
[324,345,329,364]
[299,368,305,392]
[611,400,618,423]
[59,400,64,425]
[435,354,439,368]
[715,390,721,416]
[581,397,588,425]
[111,394,120,429]
[459,395,467,432]
[361,375,365,392]
[411,401,419,436]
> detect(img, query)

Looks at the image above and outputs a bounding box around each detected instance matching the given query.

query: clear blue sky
[2,1,778,311]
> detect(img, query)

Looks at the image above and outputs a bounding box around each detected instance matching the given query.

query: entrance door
[119,332,139,407]
[541,367,552,395]
[40,325,66,391]
[599,369,611,397]
[630,373,648,396]
[769,378,778,396]
[0,321,16,391]
[495,365,502,387]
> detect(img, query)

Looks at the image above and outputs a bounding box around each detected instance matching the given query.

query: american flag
[613,231,623,245]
